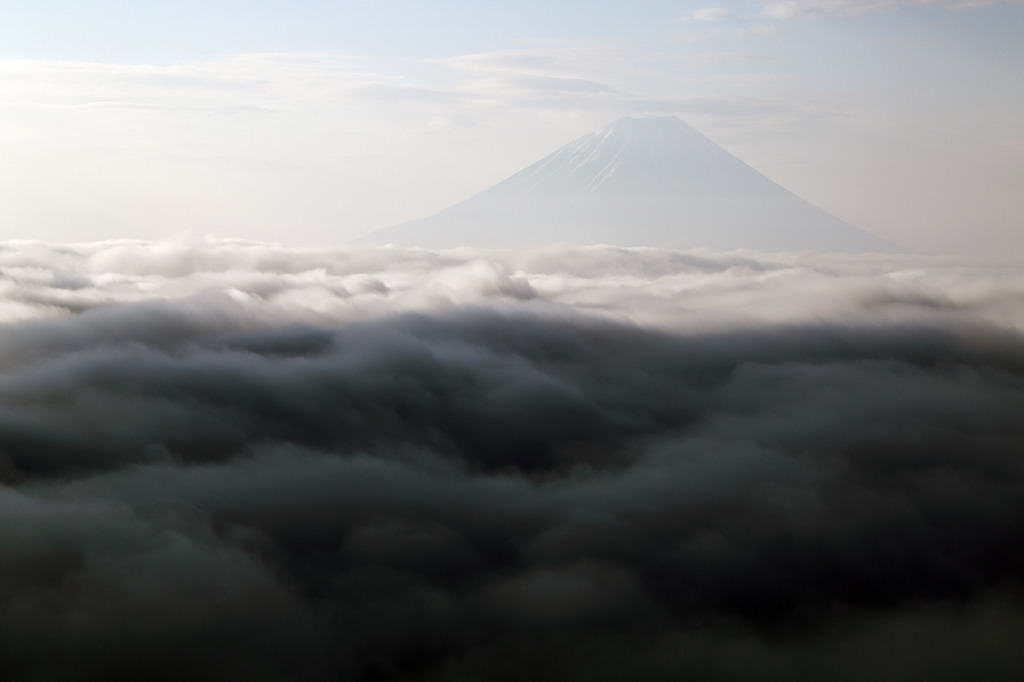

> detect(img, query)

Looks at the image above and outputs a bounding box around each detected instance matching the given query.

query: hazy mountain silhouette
[359,116,903,252]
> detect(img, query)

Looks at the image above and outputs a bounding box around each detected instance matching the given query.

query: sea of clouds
[1,238,1023,681]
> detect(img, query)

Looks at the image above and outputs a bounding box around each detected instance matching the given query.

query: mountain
[358,116,903,253]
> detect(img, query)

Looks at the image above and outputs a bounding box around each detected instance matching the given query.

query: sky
[0,0,1021,253]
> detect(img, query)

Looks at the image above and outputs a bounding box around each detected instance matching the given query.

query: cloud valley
[1,239,1023,680]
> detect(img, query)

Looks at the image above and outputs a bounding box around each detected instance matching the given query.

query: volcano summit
[360,116,902,253]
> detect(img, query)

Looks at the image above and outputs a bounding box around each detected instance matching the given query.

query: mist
[1,239,1023,680]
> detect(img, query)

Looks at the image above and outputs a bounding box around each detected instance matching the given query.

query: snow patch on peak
[496,114,770,197]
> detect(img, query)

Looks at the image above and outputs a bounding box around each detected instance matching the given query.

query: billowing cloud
[1,239,1024,679]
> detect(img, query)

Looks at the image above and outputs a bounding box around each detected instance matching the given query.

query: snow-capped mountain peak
[358,116,903,253]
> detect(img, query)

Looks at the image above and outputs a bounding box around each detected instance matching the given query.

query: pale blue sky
[0,1,1021,253]
[2,1,701,60]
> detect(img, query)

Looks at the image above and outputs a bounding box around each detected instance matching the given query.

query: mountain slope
[359,116,903,253]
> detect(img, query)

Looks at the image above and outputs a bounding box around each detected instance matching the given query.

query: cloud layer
[1,240,1024,680]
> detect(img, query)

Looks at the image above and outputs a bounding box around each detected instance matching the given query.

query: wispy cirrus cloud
[433,41,789,121]
[0,54,422,113]
[688,7,735,21]
[761,0,1023,18]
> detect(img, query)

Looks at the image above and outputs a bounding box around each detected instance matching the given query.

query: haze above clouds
[0,1,1021,253]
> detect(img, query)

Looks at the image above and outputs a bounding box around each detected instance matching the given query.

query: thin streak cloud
[761,0,1023,18]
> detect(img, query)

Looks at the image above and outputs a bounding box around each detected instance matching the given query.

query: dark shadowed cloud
[1,240,1023,680]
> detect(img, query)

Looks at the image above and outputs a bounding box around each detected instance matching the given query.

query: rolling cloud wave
[1,240,1023,680]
